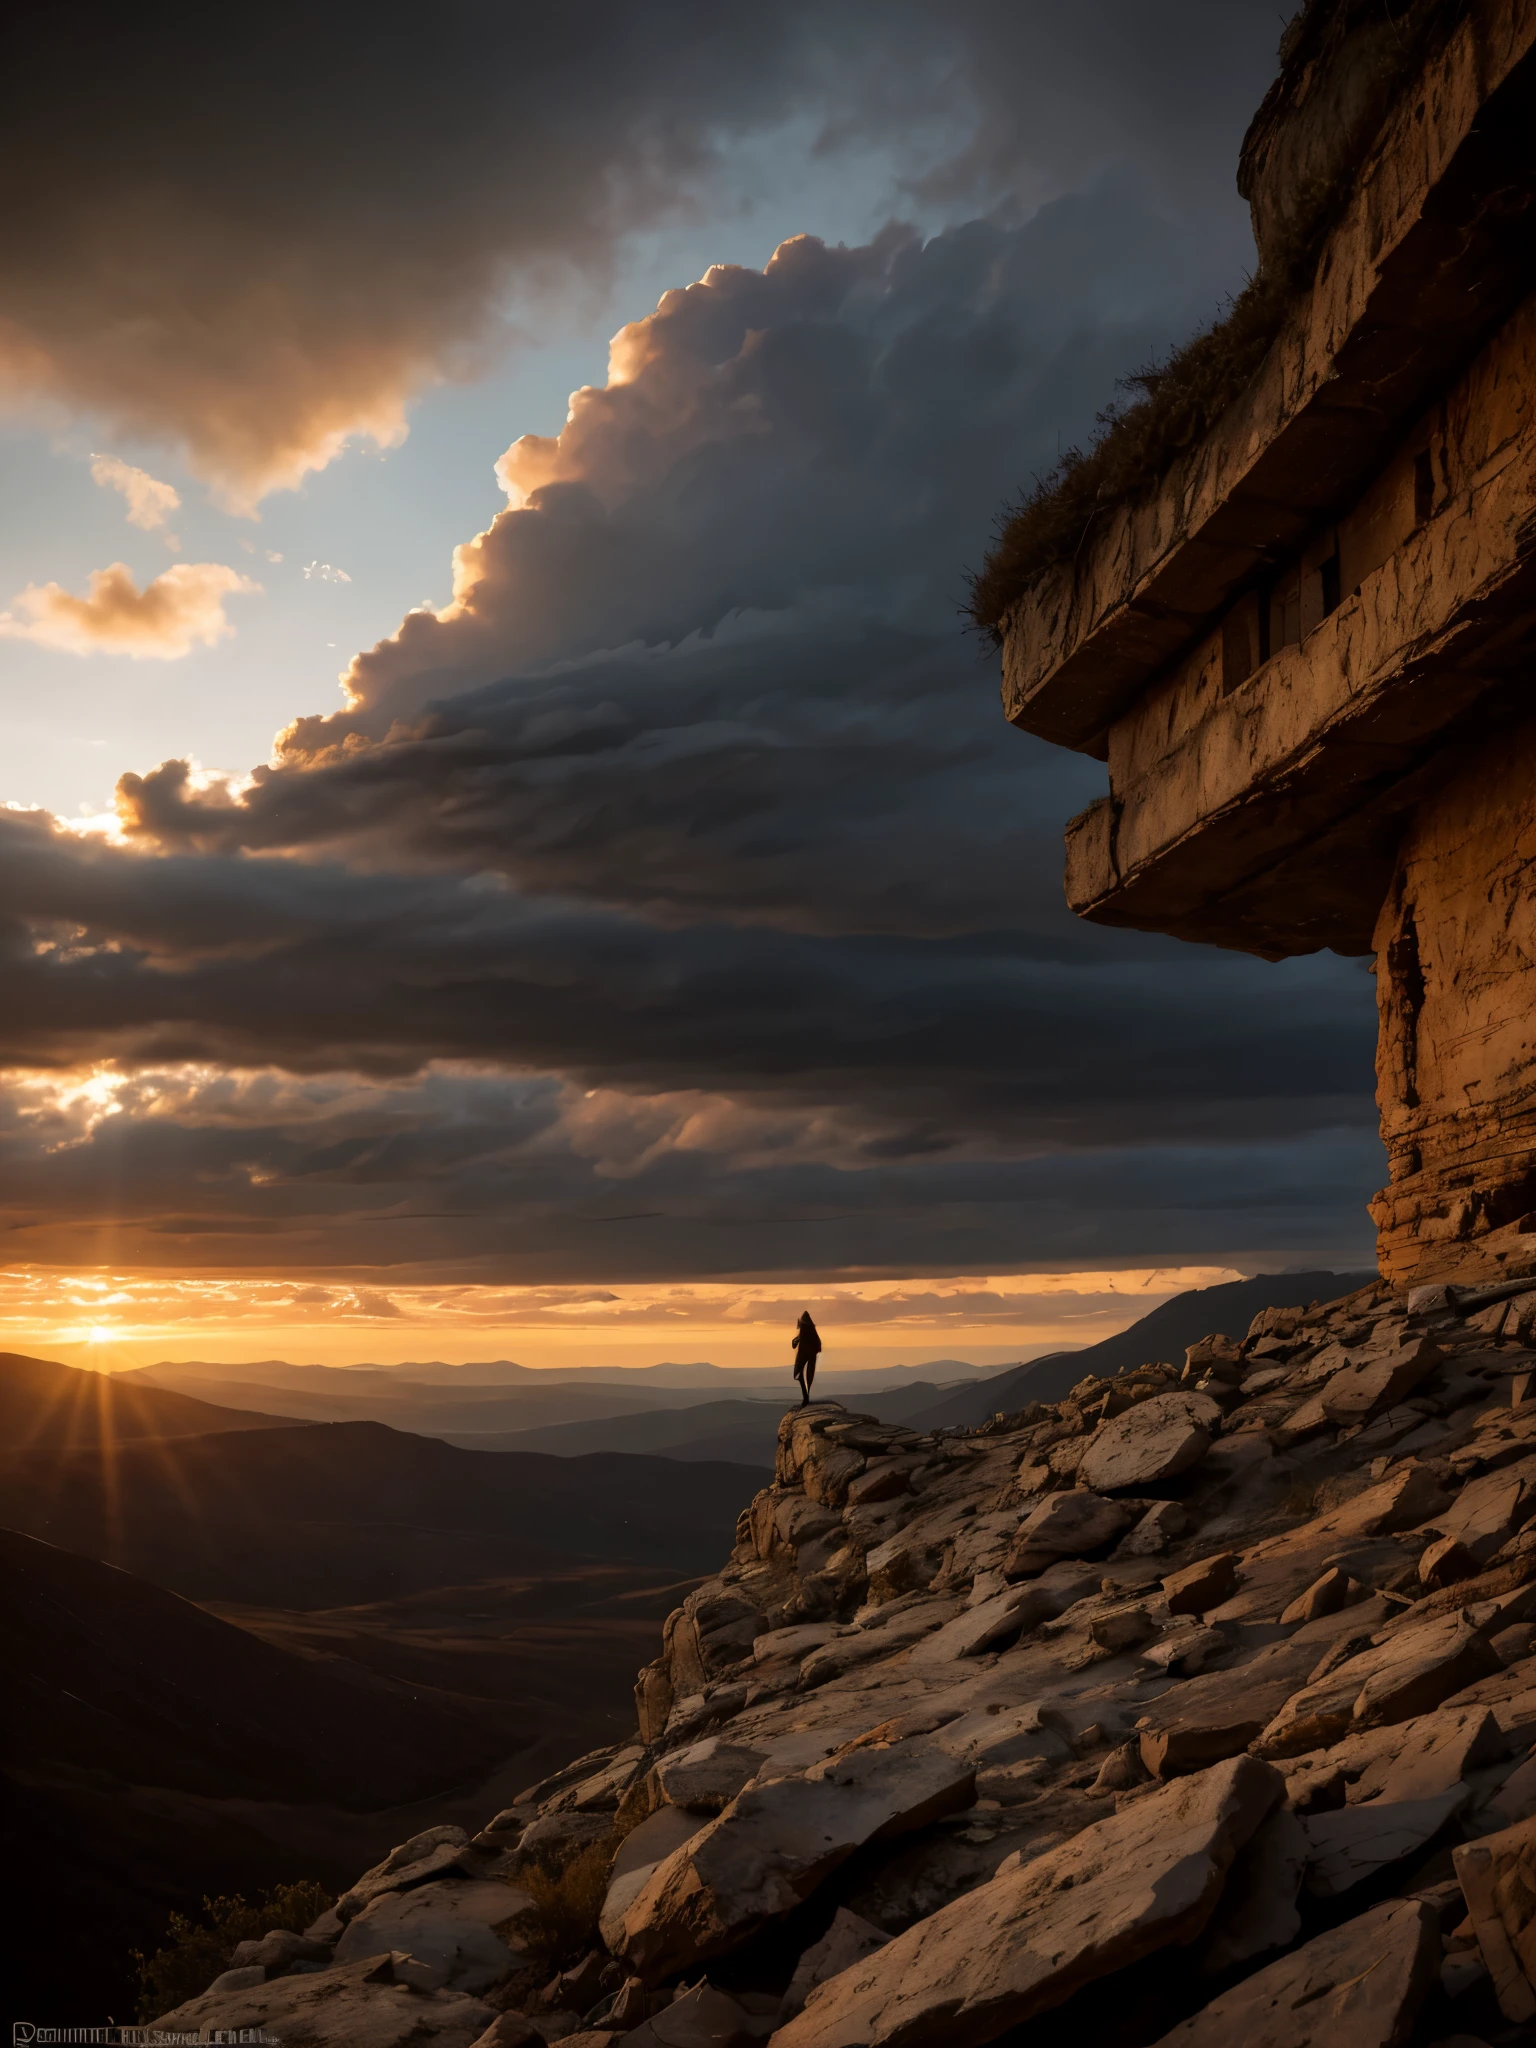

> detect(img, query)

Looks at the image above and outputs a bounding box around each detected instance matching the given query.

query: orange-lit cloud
[0,560,259,658]
[89,454,181,544]
[0,1261,1243,1372]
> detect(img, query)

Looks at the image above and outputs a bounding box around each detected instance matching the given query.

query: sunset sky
[0,2,1382,1371]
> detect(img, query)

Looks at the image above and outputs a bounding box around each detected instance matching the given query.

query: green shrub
[131,1879,333,2021]
[515,1839,615,1977]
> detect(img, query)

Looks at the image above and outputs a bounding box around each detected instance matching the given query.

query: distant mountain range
[101,1273,1375,1465]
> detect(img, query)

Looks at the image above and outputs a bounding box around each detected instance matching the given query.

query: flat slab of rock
[1163,1552,1239,1617]
[154,1952,497,2046]
[618,1983,755,2047]
[334,1877,531,1994]
[655,1739,766,1813]
[1078,1392,1221,1492]
[771,1755,1281,2048]
[1303,1789,1468,1896]
[337,1827,480,1921]
[1257,1612,1502,1756]
[620,1738,975,1979]
[1150,1898,1438,2048]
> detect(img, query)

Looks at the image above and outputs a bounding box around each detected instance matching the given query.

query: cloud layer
[0,2,1282,502]
[0,561,258,658]
[0,173,1383,1286]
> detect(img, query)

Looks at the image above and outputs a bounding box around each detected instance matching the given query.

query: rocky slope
[150,1272,1536,2047]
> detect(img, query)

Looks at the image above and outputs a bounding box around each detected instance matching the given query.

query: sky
[0,1,1385,1371]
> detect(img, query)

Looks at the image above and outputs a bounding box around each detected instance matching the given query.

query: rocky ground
[154,1272,1536,2047]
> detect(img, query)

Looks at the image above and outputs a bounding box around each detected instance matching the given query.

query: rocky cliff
[154,1272,1536,2047]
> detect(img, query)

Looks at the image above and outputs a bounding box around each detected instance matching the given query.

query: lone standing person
[792,1311,822,1406]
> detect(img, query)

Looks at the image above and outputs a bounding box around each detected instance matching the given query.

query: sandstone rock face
[990,0,1536,1286]
[772,1756,1281,2048]
[1078,1392,1221,1492]
[1152,1898,1438,2048]
[333,1878,531,1994]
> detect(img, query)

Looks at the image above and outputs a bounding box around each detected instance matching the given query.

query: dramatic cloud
[0,561,258,658]
[89,455,181,542]
[0,14,1386,1291]
[0,2,1281,502]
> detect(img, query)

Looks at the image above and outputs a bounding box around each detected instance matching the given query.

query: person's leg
[802,1355,815,1403]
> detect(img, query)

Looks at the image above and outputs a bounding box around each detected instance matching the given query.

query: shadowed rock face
[994,2,1536,1288]
[147,1269,1536,2046]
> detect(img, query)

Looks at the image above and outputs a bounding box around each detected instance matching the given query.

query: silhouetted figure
[792,1311,821,1405]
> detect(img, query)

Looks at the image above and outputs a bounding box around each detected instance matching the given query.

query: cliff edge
[154,1270,1536,2046]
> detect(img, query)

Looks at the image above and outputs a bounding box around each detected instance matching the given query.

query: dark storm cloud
[2,1063,1380,1281]
[115,206,1210,942]
[0,2,1282,500]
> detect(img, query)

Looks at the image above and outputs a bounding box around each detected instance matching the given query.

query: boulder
[1455,1812,1536,2021]
[1004,1490,1136,1575]
[1078,1392,1222,1493]
[1327,1704,1503,1804]
[1256,1612,1502,1757]
[911,1584,1052,1660]
[516,1810,615,1871]
[847,1458,921,1506]
[1150,1898,1438,2048]
[600,1808,709,1955]
[1278,1567,1366,1625]
[334,1877,531,1994]
[152,1952,497,2045]
[1317,1338,1443,1424]
[1436,1460,1536,1563]
[1419,1534,1479,1588]
[620,1738,975,1980]
[654,1740,766,1814]
[770,1755,1281,2048]
[1089,1604,1156,1652]
[1141,1717,1265,1780]
[207,1966,267,1993]
[1163,1553,1239,1617]
[617,1984,755,2048]
[336,1826,480,1921]
[229,1927,333,1973]
[779,1909,891,2022]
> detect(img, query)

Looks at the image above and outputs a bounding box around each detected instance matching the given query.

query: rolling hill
[0,1416,767,1606]
[0,1348,300,1451]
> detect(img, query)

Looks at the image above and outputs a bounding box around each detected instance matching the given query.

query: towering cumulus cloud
[0,177,1383,1284]
[0,2,1278,503]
